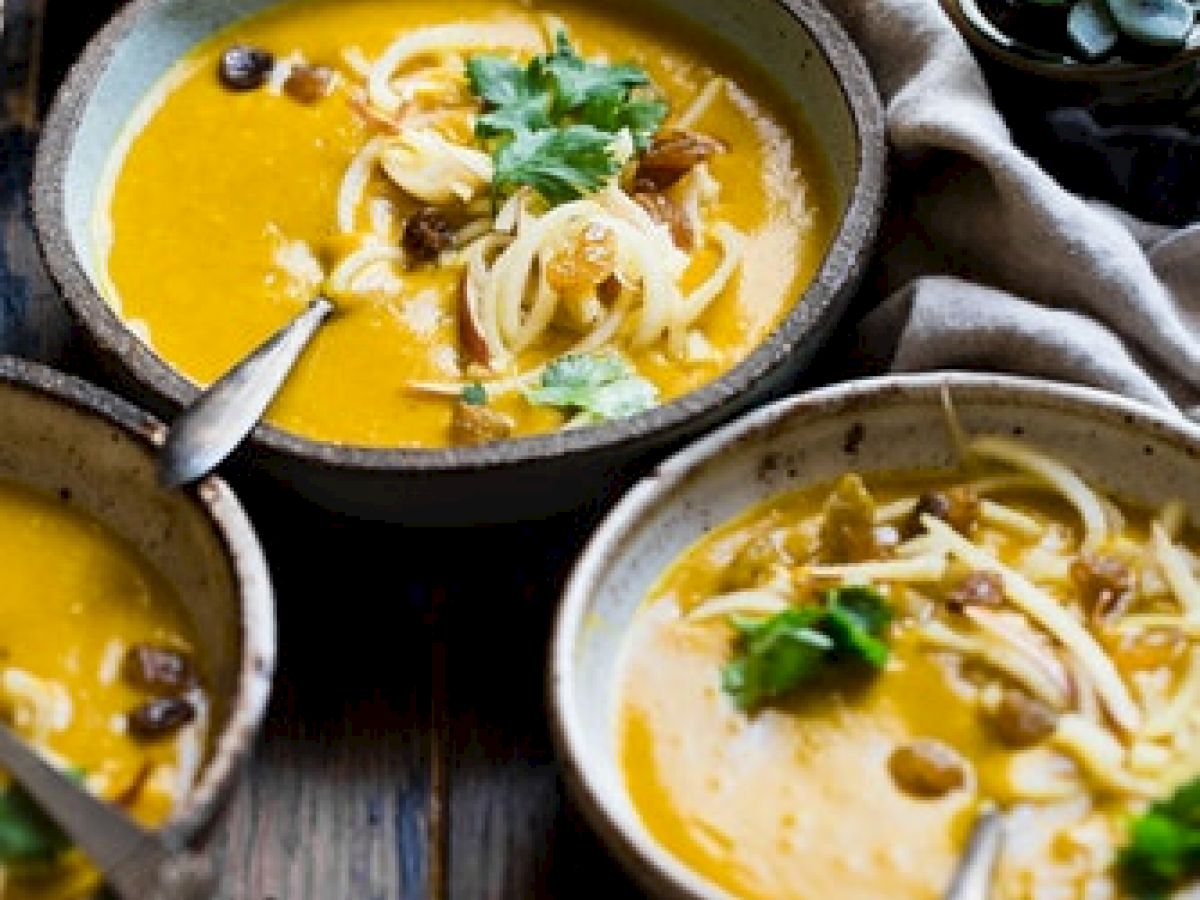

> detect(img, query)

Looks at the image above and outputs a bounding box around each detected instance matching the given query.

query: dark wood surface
[0,2,710,897]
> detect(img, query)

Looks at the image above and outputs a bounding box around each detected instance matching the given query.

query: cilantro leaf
[465,32,666,204]
[720,586,893,712]
[581,95,668,151]
[823,585,894,667]
[493,125,622,206]
[466,55,552,136]
[461,383,487,406]
[525,352,658,422]
[1119,776,1200,897]
[721,608,830,711]
[538,32,651,115]
[0,770,85,866]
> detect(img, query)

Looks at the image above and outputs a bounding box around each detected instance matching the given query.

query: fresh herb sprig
[721,586,893,712]
[1118,776,1200,898]
[466,33,667,206]
[0,770,85,867]
[525,352,657,423]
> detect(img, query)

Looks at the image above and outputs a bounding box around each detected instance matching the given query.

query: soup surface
[619,434,1200,899]
[99,0,834,447]
[0,483,207,900]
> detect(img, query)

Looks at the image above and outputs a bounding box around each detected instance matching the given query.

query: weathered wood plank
[207,485,438,900]
[441,512,640,899]
[0,0,79,364]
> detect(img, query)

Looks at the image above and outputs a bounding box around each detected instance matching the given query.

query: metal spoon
[159,296,335,487]
[944,808,1005,900]
[0,723,215,900]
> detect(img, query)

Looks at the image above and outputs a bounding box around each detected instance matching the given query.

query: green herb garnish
[466,33,667,205]
[465,55,553,136]
[525,352,657,423]
[0,770,85,867]
[492,125,622,206]
[1118,776,1200,898]
[721,586,893,712]
[461,383,488,406]
[537,33,664,148]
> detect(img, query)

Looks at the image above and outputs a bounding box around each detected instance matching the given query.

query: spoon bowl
[159,295,334,487]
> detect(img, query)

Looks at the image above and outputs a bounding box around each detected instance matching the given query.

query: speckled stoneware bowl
[0,356,275,859]
[32,0,885,525]
[550,372,1200,898]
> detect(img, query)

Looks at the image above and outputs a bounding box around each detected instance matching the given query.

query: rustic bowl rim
[941,0,1200,83]
[549,371,1200,899]
[32,0,885,475]
[0,354,276,845]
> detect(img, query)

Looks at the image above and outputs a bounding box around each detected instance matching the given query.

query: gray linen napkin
[824,0,1200,418]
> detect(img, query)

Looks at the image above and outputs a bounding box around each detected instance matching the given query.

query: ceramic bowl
[33,0,885,525]
[941,0,1200,107]
[0,356,275,857]
[550,372,1200,898]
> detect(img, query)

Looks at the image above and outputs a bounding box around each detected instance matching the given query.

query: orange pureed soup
[98,0,835,448]
[619,437,1200,899]
[0,482,207,900]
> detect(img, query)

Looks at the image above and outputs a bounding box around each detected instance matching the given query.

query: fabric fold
[824,0,1200,416]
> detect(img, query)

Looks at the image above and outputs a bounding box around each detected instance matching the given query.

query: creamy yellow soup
[619,448,1200,899]
[99,0,835,447]
[0,482,206,900]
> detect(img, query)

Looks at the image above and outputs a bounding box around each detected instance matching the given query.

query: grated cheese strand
[923,515,1141,733]
[686,590,790,622]
[1152,521,1200,619]
[368,23,544,113]
[968,435,1109,552]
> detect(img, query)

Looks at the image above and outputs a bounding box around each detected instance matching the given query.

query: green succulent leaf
[1069,0,1122,57]
[1106,0,1195,47]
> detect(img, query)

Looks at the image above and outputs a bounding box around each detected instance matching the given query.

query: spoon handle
[944,809,1004,900]
[0,725,215,900]
[159,296,335,487]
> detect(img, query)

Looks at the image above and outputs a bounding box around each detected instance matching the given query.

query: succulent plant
[1075,0,1195,57]
[971,0,1198,63]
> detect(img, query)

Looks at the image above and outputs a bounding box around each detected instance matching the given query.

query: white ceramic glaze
[551,372,1200,899]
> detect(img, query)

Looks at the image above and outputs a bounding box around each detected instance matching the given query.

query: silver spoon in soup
[158,296,335,488]
[0,723,216,899]
[944,808,1005,900]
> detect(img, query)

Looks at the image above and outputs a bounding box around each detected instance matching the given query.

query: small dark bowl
[942,0,1200,107]
[34,0,885,525]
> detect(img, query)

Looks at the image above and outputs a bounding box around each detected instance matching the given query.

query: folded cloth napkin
[823,0,1200,419]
